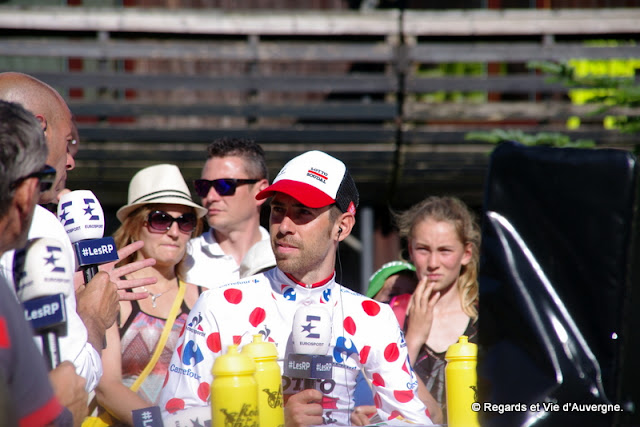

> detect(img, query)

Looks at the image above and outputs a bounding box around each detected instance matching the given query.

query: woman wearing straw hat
[92,164,206,426]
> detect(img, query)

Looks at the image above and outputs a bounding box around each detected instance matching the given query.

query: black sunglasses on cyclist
[10,164,56,193]
[194,178,259,197]
[147,210,197,233]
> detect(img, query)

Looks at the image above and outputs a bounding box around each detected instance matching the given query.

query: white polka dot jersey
[158,267,433,425]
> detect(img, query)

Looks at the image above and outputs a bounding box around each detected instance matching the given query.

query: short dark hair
[206,137,268,181]
[0,100,48,217]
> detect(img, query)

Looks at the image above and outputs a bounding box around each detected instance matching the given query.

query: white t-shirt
[0,205,102,392]
[184,226,271,288]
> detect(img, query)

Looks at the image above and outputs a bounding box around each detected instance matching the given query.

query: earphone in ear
[338,227,343,234]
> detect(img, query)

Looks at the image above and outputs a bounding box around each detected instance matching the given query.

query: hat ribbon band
[131,189,194,205]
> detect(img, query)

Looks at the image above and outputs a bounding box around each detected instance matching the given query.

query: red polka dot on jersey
[321,395,339,410]
[359,345,371,364]
[224,288,243,304]
[394,389,414,403]
[374,393,382,408]
[197,382,210,402]
[388,410,402,420]
[207,332,222,353]
[361,300,381,316]
[372,373,385,387]
[343,316,356,335]
[384,343,400,362]
[165,398,185,414]
[233,335,242,345]
[402,358,410,375]
[176,343,184,358]
[249,307,266,327]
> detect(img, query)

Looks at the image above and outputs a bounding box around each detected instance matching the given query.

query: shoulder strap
[130,279,186,392]
[119,297,142,339]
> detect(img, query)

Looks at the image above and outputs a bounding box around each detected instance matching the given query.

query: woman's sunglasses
[10,164,56,193]
[147,210,197,233]
[194,178,259,197]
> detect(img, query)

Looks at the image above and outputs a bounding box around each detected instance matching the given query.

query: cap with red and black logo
[256,150,359,215]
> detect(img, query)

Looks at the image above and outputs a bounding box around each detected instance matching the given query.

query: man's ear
[35,114,47,132]
[254,178,270,207]
[13,177,39,224]
[336,213,356,242]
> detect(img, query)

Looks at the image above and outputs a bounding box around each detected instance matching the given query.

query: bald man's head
[0,72,76,204]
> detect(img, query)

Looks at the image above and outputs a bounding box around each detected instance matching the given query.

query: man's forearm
[78,312,106,353]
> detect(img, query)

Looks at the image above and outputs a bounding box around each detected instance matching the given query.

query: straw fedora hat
[116,164,207,222]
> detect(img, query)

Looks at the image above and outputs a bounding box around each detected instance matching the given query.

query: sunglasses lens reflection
[148,211,196,232]
[194,179,236,197]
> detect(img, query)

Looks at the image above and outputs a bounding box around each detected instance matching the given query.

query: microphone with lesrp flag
[284,305,333,390]
[13,238,74,370]
[132,406,165,427]
[57,190,119,283]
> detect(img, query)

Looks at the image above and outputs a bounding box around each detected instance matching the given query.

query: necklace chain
[141,287,165,308]
[139,278,178,308]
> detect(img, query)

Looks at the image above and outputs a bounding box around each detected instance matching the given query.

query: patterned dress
[119,293,191,405]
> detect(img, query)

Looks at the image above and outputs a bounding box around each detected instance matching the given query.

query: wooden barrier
[1,6,639,209]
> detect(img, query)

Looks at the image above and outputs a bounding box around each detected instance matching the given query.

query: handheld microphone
[57,190,119,283]
[284,305,333,390]
[13,237,74,370]
[132,406,164,427]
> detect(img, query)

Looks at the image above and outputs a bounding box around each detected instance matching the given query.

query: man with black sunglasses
[0,72,157,395]
[185,137,276,288]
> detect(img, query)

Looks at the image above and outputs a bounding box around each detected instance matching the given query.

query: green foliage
[415,62,486,103]
[527,59,640,134]
[528,60,636,91]
[465,57,638,148]
[465,129,596,148]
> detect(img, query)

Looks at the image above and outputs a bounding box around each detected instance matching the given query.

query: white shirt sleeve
[0,205,102,392]
[52,283,103,392]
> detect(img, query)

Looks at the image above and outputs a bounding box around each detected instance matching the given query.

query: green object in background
[366,260,416,299]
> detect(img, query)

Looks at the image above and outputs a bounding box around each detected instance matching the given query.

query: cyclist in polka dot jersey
[158,151,433,426]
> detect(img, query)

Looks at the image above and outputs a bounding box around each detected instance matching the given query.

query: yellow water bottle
[242,334,284,427]
[445,335,479,427]
[211,344,259,427]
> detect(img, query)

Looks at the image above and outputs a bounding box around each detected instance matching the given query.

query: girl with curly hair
[397,196,480,417]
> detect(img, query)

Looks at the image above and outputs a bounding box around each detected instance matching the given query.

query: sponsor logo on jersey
[182,340,204,367]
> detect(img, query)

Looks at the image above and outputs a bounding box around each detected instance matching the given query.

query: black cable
[336,239,354,425]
